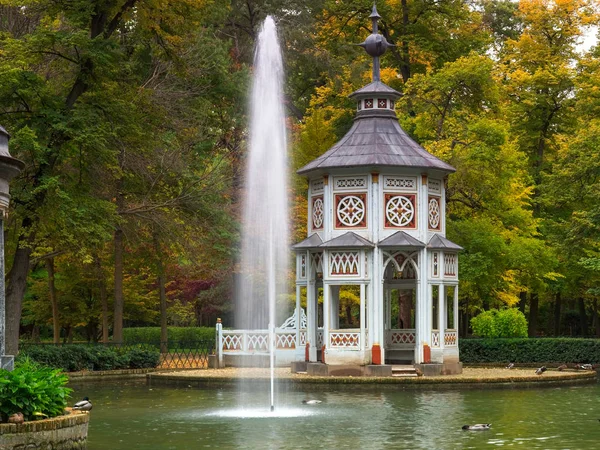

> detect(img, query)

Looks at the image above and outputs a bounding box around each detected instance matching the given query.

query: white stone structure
[292,6,462,372]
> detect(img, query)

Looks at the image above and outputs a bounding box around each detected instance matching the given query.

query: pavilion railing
[444,329,458,346]
[329,329,361,348]
[385,329,416,349]
[220,329,299,354]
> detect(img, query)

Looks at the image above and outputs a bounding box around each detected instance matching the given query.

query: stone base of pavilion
[290,361,462,377]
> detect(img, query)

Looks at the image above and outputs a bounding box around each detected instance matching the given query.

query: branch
[31,50,79,64]
[104,0,138,39]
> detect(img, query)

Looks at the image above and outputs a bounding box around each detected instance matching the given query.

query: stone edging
[67,367,163,381]
[147,370,596,389]
[0,412,89,450]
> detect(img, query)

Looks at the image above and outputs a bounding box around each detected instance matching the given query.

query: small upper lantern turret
[297,4,454,176]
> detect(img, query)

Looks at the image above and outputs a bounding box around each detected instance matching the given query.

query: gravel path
[151,366,595,381]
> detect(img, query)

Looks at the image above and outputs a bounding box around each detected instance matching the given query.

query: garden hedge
[19,345,160,372]
[123,327,215,345]
[460,338,600,364]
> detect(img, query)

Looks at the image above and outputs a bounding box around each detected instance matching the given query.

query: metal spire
[358,3,392,82]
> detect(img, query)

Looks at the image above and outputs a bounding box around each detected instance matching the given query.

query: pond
[70,379,600,449]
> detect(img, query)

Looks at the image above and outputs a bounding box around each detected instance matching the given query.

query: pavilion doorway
[383,259,417,364]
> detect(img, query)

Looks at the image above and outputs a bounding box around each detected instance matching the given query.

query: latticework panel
[444,330,458,346]
[329,331,360,348]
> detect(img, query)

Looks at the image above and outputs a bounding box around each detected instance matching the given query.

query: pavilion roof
[378,231,425,248]
[319,232,375,248]
[427,234,463,251]
[297,115,455,175]
[292,233,323,250]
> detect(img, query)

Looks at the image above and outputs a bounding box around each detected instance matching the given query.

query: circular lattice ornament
[428,197,440,229]
[337,195,365,227]
[386,195,414,227]
[312,197,324,229]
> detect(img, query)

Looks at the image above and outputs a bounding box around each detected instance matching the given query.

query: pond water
[70,379,600,450]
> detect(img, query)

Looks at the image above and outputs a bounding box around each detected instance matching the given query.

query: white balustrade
[431,330,440,348]
[444,329,458,346]
[329,329,361,348]
[385,329,416,348]
[221,329,298,354]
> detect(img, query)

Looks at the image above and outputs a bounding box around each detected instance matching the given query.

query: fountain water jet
[235,15,288,414]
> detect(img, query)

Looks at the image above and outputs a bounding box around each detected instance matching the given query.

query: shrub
[460,338,600,363]
[495,308,528,338]
[123,327,215,346]
[0,359,71,422]
[127,346,161,368]
[471,310,497,338]
[20,345,160,372]
[471,308,527,338]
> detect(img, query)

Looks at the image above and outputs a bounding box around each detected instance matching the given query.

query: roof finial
[358,2,392,82]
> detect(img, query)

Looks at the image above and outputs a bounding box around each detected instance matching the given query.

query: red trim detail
[305,342,310,362]
[423,344,431,363]
[372,344,382,365]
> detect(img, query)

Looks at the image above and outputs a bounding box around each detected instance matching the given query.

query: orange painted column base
[305,343,310,362]
[372,343,382,365]
[423,344,431,363]
[321,345,326,364]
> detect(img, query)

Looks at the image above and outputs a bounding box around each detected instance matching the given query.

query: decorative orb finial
[357,3,393,81]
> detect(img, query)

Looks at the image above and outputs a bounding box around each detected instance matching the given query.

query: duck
[462,424,491,431]
[505,363,515,369]
[535,366,547,375]
[72,397,93,412]
[557,364,568,371]
[302,400,322,405]
[580,363,594,371]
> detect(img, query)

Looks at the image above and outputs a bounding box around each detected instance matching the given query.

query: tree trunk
[594,299,600,337]
[95,256,109,343]
[153,233,168,353]
[5,245,32,355]
[31,325,40,343]
[528,293,539,337]
[553,291,561,336]
[113,227,124,343]
[398,291,412,329]
[46,257,60,344]
[518,291,527,314]
[399,0,411,83]
[578,297,587,336]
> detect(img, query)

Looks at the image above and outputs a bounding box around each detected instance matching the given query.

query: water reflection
[71,380,600,449]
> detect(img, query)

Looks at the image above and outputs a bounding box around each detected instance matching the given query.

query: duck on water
[462,424,491,431]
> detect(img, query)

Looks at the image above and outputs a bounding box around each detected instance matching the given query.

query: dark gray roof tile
[427,234,463,250]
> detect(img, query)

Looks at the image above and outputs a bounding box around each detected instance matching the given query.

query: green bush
[20,345,160,372]
[0,359,71,422]
[471,308,527,338]
[123,327,215,345]
[460,338,600,363]
[127,346,161,368]
[495,309,528,338]
[471,310,497,338]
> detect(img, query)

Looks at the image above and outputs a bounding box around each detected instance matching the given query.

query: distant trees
[0,0,599,345]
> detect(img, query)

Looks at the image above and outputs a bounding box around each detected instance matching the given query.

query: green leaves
[0,358,71,422]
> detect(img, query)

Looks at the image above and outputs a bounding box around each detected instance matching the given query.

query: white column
[323,283,330,354]
[438,284,445,351]
[415,247,429,364]
[323,175,331,242]
[360,283,366,350]
[307,279,317,361]
[454,284,459,330]
[295,283,302,356]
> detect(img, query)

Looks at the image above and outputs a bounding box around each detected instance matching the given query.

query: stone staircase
[391,365,419,377]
